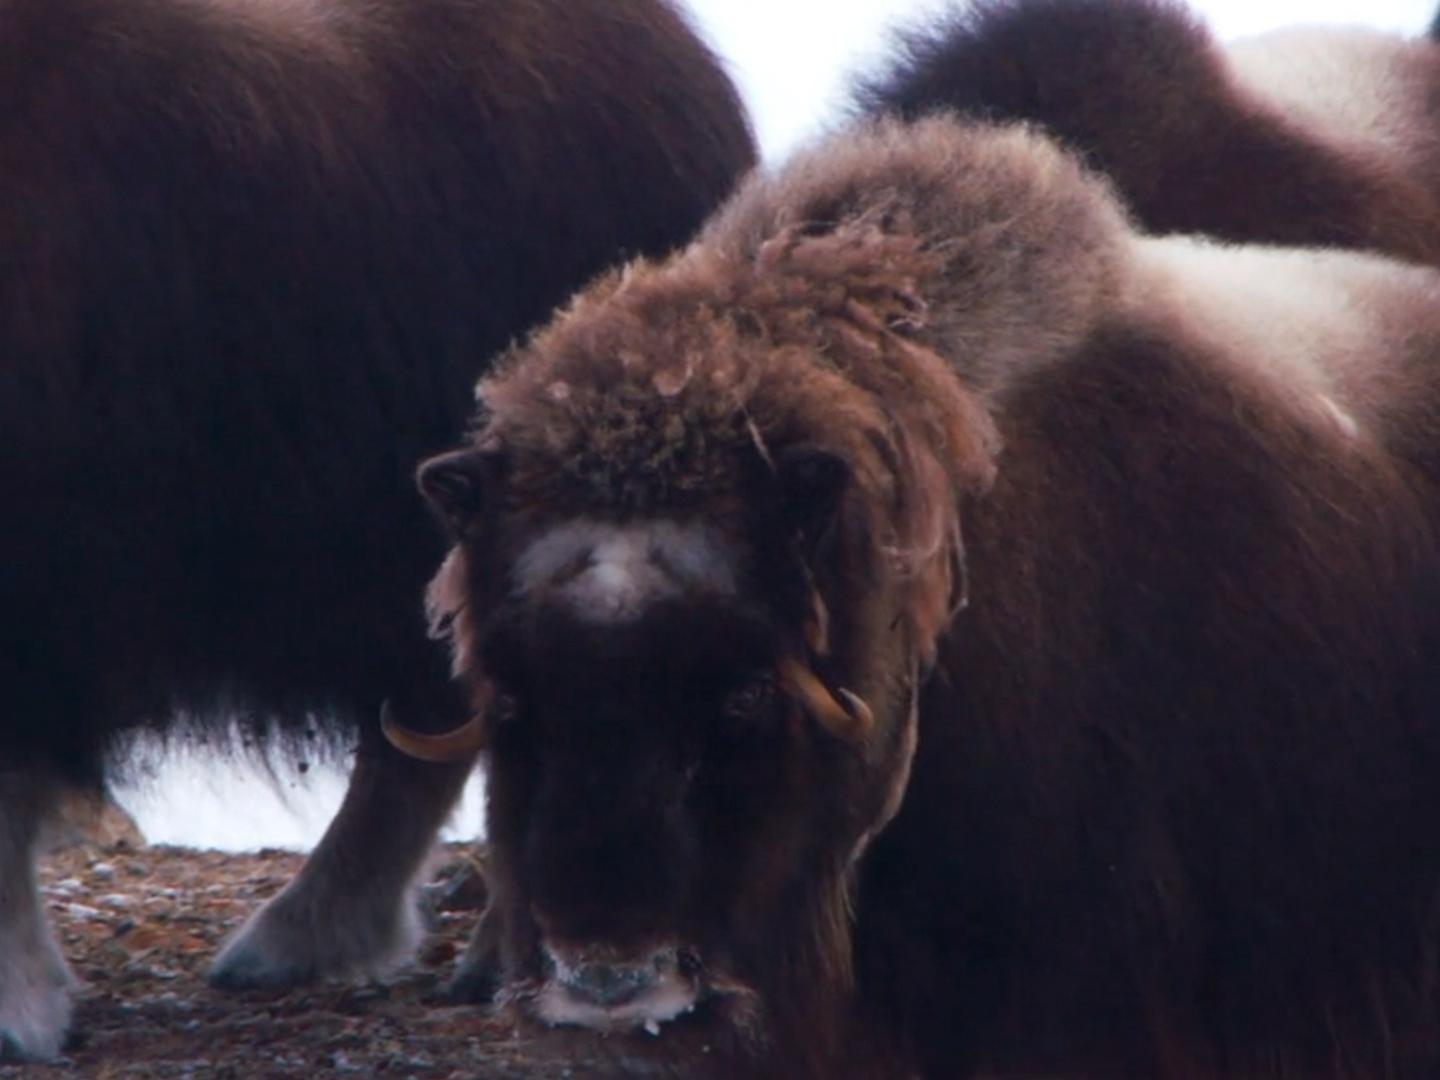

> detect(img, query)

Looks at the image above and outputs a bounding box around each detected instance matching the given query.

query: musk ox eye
[722,676,778,721]
[489,691,521,726]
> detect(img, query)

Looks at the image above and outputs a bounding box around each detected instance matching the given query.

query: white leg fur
[210,745,474,988]
[0,776,74,1061]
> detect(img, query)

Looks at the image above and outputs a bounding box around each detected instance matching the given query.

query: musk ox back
[858,0,1440,262]
[409,107,1440,1080]
[0,0,754,1059]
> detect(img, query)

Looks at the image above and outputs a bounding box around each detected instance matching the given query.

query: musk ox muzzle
[530,943,704,1033]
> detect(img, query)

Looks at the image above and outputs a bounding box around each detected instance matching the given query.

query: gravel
[2,843,706,1078]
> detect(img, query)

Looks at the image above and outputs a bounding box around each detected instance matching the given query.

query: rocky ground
[2,840,711,1079]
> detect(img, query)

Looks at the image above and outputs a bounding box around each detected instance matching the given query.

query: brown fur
[1,0,753,771]
[0,0,754,1058]
[858,0,1440,263]
[424,113,1440,1078]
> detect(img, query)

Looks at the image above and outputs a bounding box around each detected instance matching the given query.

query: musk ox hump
[696,116,1133,399]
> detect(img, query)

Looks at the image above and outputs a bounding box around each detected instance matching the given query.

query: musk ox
[0,0,754,1059]
[857,0,1440,263]
[402,112,1440,1077]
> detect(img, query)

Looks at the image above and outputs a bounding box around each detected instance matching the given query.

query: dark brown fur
[857,0,1440,263]
[1,0,752,774]
[0,0,754,1058]
[423,113,1440,1078]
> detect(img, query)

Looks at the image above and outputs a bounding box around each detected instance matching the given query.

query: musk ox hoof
[444,951,502,1005]
[0,944,75,1062]
[209,879,423,990]
[442,906,502,1004]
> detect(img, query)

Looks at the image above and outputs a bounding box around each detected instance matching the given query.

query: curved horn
[777,659,872,742]
[380,700,487,763]
[804,589,830,656]
[834,686,874,731]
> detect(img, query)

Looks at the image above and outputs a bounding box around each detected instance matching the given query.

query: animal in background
[858,0,1440,261]
[0,0,753,1059]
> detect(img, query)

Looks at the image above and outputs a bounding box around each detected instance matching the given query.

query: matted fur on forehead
[475,117,1129,652]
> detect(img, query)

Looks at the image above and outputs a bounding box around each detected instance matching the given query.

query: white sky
[688,0,1436,157]
[123,0,1437,851]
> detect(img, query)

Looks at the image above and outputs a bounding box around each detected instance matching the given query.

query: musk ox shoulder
[0,0,753,1060]
[412,112,1440,1078]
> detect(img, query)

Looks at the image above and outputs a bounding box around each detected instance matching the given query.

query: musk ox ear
[417,449,503,538]
[776,445,850,556]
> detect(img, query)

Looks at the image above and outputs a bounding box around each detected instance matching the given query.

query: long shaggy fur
[440,109,1440,1077]
[0,0,754,781]
[478,120,1123,660]
[857,0,1440,261]
[0,0,755,1058]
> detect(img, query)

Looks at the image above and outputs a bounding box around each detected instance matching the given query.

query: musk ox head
[401,117,1126,1056]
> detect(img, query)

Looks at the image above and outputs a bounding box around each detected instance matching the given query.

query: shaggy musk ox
[405,115,1440,1078]
[858,0,1440,262]
[0,0,754,1059]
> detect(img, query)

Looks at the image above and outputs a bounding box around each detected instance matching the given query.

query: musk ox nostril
[558,961,660,1008]
[676,947,702,978]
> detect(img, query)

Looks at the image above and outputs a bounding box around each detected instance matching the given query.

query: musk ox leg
[446,899,503,1003]
[210,738,474,989]
[0,775,74,1061]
